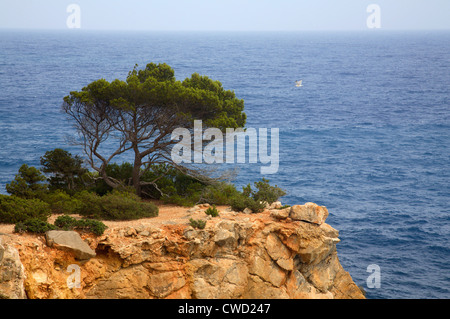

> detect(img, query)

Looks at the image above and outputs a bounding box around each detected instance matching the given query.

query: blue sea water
[0,30,449,299]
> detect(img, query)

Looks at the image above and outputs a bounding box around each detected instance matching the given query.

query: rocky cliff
[0,202,365,299]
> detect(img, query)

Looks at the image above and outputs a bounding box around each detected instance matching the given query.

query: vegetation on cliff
[0,148,285,235]
[62,62,246,197]
[0,62,286,235]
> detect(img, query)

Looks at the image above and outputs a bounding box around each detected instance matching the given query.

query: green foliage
[88,162,241,210]
[0,195,51,224]
[73,191,103,218]
[6,164,48,199]
[54,215,107,236]
[205,205,219,217]
[200,182,241,206]
[189,218,206,229]
[14,218,56,234]
[41,190,81,214]
[40,148,88,194]
[63,62,246,195]
[91,162,134,195]
[73,218,107,236]
[13,215,106,236]
[54,214,78,230]
[229,194,266,213]
[229,179,286,213]
[252,178,286,204]
[75,190,158,221]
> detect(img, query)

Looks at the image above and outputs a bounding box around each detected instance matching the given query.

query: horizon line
[1,27,450,33]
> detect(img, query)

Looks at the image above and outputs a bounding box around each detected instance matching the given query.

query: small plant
[14,218,56,234]
[54,214,78,230]
[229,193,266,213]
[189,218,206,229]
[54,215,107,235]
[74,218,107,236]
[252,178,286,205]
[229,178,286,213]
[277,204,291,209]
[205,205,219,217]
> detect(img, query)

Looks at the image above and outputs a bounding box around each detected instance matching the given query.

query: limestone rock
[8,204,364,299]
[290,202,329,225]
[268,201,282,209]
[45,230,96,260]
[0,237,4,263]
[0,237,26,299]
[270,207,290,219]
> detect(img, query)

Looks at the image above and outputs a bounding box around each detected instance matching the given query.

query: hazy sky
[0,0,449,31]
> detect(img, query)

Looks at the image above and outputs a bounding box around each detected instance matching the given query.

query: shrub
[0,195,51,224]
[74,218,107,236]
[90,162,134,195]
[229,193,266,213]
[40,148,89,194]
[54,215,107,236]
[75,190,158,221]
[205,205,219,217]
[200,182,240,206]
[98,190,159,220]
[14,218,56,234]
[74,191,103,218]
[252,178,286,204]
[41,190,81,214]
[53,214,78,230]
[189,218,206,229]
[230,179,286,213]
[6,164,48,199]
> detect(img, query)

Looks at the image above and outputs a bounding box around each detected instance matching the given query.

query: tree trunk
[101,168,119,189]
[132,154,142,197]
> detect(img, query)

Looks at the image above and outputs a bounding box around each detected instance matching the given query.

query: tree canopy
[62,62,246,196]
[40,148,88,193]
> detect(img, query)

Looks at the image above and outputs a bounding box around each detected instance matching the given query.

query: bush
[200,182,240,206]
[74,218,107,236]
[252,178,286,204]
[14,215,107,236]
[40,148,89,194]
[74,191,103,218]
[6,164,48,199]
[75,190,158,221]
[0,195,51,224]
[229,193,266,213]
[205,205,219,217]
[230,179,286,213]
[14,218,56,234]
[41,190,81,214]
[54,215,107,235]
[160,181,204,207]
[53,214,79,230]
[189,218,206,229]
[90,162,134,195]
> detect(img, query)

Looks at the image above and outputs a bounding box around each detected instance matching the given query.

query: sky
[0,0,449,31]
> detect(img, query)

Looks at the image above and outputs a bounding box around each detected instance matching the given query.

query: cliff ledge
[0,202,365,299]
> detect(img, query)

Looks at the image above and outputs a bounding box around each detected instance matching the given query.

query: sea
[0,30,449,299]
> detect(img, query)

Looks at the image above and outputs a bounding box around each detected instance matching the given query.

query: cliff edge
[0,202,365,299]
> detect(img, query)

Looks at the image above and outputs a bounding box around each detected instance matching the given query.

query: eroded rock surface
[1,203,365,299]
